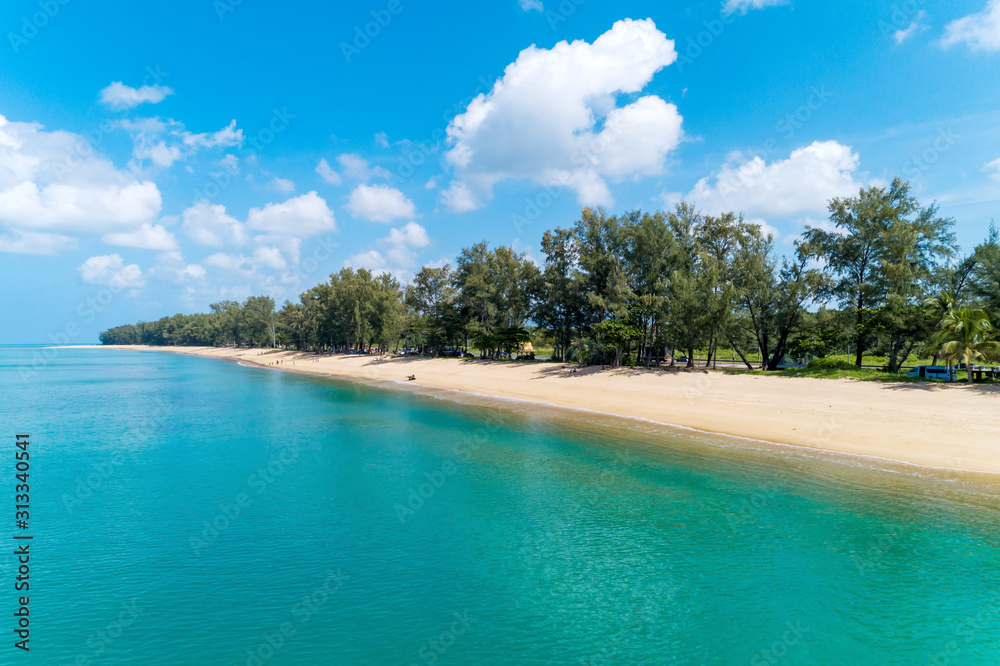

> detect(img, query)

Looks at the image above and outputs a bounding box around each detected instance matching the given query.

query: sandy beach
[86,345,1000,475]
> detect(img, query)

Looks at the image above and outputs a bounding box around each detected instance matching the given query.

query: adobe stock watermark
[74,597,144,665]
[386,73,496,187]
[852,524,906,576]
[20,278,150,383]
[189,438,301,556]
[406,610,476,666]
[509,112,633,235]
[237,569,348,666]
[214,0,245,21]
[925,591,1000,666]
[48,65,170,181]
[675,7,746,73]
[340,0,407,64]
[7,0,72,54]
[544,0,586,30]
[192,106,295,205]
[879,0,927,38]
[750,619,810,665]
[392,415,502,524]
[63,401,170,513]
[903,127,958,179]
[775,86,833,140]
[713,84,833,207]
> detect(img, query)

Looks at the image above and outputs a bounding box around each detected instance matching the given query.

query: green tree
[801,178,955,370]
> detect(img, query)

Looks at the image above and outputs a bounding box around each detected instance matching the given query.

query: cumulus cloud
[99,82,174,109]
[442,19,683,211]
[346,221,431,277]
[247,192,337,236]
[440,181,481,213]
[148,251,206,284]
[379,221,430,249]
[723,0,789,14]
[316,158,342,185]
[102,223,178,251]
[942,0,1000,51]
[0,114,161,242]
[686,141,862,218]
[77,254,145,288]
[894,11,928,45]
[347,184,417,222]
[179,193,335,271]
[182,201,249,247]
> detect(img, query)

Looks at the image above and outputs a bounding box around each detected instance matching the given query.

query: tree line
[101,178,1000,373]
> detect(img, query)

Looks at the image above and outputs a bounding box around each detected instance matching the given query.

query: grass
[721,366,998,384]
[722,366,913,382]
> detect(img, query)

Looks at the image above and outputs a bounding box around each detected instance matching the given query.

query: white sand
[88,345,1000,475]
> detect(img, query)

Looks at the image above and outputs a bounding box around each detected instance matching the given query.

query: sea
[1,345,999,664]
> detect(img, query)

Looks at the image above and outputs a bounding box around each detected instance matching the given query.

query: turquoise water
[2,346,1000,664]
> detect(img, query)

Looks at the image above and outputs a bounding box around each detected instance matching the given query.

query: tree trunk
[726,334,755,371]
[766,329,791,371]
[854,297,864,368]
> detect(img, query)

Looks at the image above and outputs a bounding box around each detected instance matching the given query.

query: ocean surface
[2,346,999,665]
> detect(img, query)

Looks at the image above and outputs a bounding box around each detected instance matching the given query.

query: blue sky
[1,0,999,343]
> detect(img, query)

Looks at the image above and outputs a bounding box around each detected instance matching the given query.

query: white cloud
[344,249,389,273]
[247,192,337,236]
[519,0,543,11]
[99,82,174,109]
[347,184,417,222]
[119,117,244,169]
[723,0,789,14]
[0,229,76,255]
[985,157,1000,181]
[375,132,390,148]
[181,201,249,247]
[379,221,430,249]
[440,181,482,213]
[102,223,178,251]
[77,254,145,288]
[346,222,431,278]
[316,158,342,185]
[894,11,927,45]
[747,217,782,242]
[183,120,243,148]
[0,115,161,236]
[942,0,1000,51]
[269,177,295,194]
[686,141,862,218]
[148,251,206,284]
[204,252,256,277]
[442,19,683,211]
[252,245,288,271]
[338,153,391,182]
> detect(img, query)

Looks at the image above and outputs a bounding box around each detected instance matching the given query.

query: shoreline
[76,345,1000,476]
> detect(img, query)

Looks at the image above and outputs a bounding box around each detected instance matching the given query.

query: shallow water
[2,346,999,664]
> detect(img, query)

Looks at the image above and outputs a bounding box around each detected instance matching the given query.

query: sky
[1,0,999,343]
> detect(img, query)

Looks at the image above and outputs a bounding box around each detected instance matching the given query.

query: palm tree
[931,306,1000,384]
[924,290,957,367]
